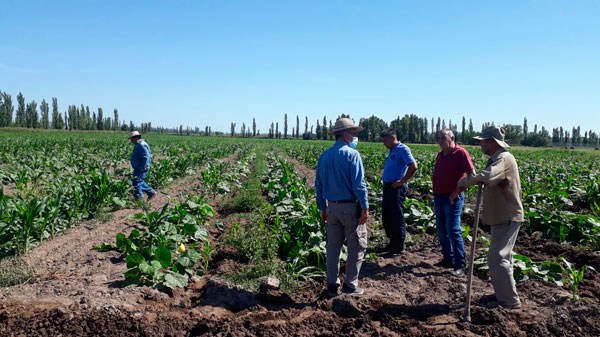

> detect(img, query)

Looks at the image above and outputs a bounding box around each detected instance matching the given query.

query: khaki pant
[488,221,521,306]
[326,202,368,289]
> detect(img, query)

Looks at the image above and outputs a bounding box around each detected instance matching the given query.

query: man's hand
[321,210,327,222]
[449,190,461,205]
[359,209,369,224]
[391,180,404,188]
[457,176,469,189]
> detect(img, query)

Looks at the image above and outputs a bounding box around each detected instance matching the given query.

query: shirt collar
[490,147,506,161]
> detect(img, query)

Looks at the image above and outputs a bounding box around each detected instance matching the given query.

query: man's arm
[314,157,327,222]
[350,153,369,224]
[450,169,476,204]
[458,158,506,189]
[391,161,418,188]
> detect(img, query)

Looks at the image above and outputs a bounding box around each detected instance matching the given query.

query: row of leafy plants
[0,131,244,257]
[95,195,215,289]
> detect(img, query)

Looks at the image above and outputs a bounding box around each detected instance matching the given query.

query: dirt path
[1,153,600,336]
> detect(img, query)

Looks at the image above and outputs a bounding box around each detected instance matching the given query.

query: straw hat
[128,131,141,139]
[473,126,510,148]
[328,118,363,136]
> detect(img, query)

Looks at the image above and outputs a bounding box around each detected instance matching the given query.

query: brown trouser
[488,220,521,306]
[326,202,368,289]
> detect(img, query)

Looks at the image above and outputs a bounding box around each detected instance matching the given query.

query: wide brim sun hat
[473,126,510,148]
[328,118,364,136]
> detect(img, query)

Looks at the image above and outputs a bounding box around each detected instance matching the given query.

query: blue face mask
[349,136,358,148]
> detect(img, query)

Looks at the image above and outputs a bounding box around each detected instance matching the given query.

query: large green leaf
[164,272,188,289]
[155,244,172,268]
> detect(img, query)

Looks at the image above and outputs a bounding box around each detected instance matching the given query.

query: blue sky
[1,1,598,134]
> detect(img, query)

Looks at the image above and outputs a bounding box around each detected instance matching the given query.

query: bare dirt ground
[1,156,599,336]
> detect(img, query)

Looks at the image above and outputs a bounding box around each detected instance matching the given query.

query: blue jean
[434,193,466,268]
[382,184,407,251]
[132,172,155,200]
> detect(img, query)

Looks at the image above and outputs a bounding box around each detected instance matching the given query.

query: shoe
[487,301,521,309]
[341,284,364,295]
[327,284,339,297]
[434,259,454,268]
[450,267,465,277]
[147,191,156,201]
[478,294,497,305]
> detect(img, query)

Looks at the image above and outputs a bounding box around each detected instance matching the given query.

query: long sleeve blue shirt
[130,140,152,176]
[315,141,369,211]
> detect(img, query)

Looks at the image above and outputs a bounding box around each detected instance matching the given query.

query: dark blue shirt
[315,141,369,211]
[382,142,415,183]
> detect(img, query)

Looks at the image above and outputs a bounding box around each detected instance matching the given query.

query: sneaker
[434,259,454,268]
[450,267,465,277]
[327,284,339,297]
[147,191,156,201]
[341,284,364,295]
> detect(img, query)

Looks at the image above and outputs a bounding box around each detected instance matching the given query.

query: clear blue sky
[1,1,598,134]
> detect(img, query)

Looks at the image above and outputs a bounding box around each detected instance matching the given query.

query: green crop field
[1,129,600,336]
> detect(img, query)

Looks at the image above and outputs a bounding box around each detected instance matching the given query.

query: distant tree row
[0,90,218,135]
[231,114,600,147]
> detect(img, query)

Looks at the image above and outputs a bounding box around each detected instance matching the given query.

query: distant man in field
[380,129,418,256]
[458,126,523,309]
[315,118,369,297]
[432,129,475,277]
[129,131,156,202]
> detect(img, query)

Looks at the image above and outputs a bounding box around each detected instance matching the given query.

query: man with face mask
[457,126,523,309]
[380,129,418,256]
[315,118,369,297]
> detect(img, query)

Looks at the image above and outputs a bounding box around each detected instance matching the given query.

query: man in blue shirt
[380,129,418,256]
[129,131,156,202]
[315,118,369,297]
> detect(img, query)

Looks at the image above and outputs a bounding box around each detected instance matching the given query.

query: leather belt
[328,199,357,204]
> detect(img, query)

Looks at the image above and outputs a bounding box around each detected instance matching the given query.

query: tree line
[231,114,600,147]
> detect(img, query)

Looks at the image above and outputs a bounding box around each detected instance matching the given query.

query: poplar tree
[25,100,38,128]
[296,115,300,138]
[1,92,13,126]
[41,99,49,129]
[52,98,59,129]
[304,117,308,136]
[252,118,256,136]
[316,119,321,139]
[284,113,288,138]
[16,92,25,127]
[97,108,104,130]
[114,108,119,130]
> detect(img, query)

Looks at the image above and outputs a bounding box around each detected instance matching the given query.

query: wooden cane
[464,184,483,322]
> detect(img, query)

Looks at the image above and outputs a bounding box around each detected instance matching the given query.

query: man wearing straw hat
[129,131,156,202]
[315,118,370,296]
[457,126,524,309]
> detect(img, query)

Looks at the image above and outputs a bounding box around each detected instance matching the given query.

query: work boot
[147,191,156,201]
[434,259,454,268]
[327,284,339,297]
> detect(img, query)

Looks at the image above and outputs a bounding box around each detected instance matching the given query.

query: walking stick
[464,184,483,322]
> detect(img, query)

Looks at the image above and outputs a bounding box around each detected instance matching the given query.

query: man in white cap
[457,126,523,309]
[129,131,156,201]
[315,118,369,296]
